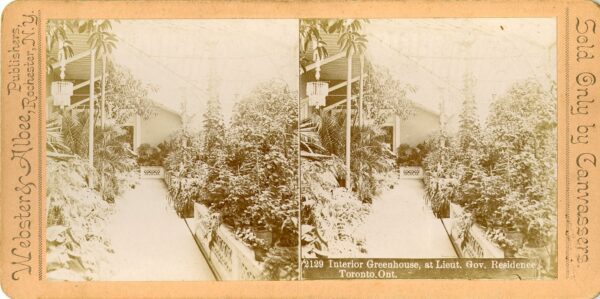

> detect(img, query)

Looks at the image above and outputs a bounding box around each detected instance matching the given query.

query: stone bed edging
[192,202,264,280]
[442,202,504,258]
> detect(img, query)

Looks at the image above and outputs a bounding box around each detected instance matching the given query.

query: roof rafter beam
[65,95,96,110]
[73,75,101,91]
[47,74,101,110]
[50,49,92,69]
[323,95,359,112]
[300,52,346,74]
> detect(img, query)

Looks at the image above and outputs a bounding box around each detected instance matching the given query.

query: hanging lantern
[306,81,329,108]
[306,40,329,108]
[51,38,73,108]
[51,81,74,107]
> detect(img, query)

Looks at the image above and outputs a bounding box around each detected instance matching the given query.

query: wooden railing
[164,172,264,280]
[191,202,264,280]
[443,203,504,258]
[140,166,165,179]
[398,166,424,179]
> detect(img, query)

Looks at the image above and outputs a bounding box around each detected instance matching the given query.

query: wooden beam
[73,75,101,91]
[323,95,358,112]
[46,76,102,103]
[300,52,346,74]
[328,75,365,93]
[65,96,92,110]
[51,49,92,69]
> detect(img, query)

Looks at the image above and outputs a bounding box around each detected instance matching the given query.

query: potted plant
[262,245,298,280]
[505,229,525,251]
[455,212,473,252]
[253,226,273,261]
[486,228,518,257]
[236,228,269,262]
[171,178,199,218]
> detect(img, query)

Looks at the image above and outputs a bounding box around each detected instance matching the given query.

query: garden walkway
[103,179,215,281]
[362,179,457,258]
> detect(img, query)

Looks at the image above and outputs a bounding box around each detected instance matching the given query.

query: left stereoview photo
[45,19,299,281]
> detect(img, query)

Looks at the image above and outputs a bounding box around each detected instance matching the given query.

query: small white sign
[399,166,424,179]
[140,166,165,179]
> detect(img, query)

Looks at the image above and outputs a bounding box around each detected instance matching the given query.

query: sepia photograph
[299,18,557,278]
[3,0,600,297]
[45,19,299,281]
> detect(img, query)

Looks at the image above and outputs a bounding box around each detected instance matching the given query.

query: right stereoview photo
[299,18,557,278]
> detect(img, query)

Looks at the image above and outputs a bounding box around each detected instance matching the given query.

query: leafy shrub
[93,123,137,202]
[423,133,459,216]
[167,177,204,217]
[208,80,298,245]
[262,246,298,280]
[235,227,267,250]
[163,129,203,178]
[422,79,557,252]
[199,91,228,206]
[355,63,416,125]
[55,112,136,202]
[396,142,429,167]
[317,113,394,202]
[484,80,556,246]
[102,62,157,124]
[46,156,114,281]
[301,157,369,257]
[137,143,164,166]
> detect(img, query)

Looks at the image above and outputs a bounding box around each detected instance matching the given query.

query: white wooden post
[101,54,107,129]
[393,114,401,152]
[345,54,353,190]
[359,54,365,127]
[135,114,142,150]
[88,48,96,186]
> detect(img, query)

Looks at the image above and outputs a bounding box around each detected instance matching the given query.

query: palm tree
[317,113,393,201]
[330,19,368,189]
[77,20,118,186]
[57,112,135,201]
[299,19,330,73]
[46,20,77,75]
[79,20,118,129]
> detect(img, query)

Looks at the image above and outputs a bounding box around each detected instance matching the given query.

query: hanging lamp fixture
[51,38,74,108]
[306,40,328,108]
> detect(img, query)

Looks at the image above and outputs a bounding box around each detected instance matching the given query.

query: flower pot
[254,247,268,262]
[502,246,517,258]
[254,229,273,247]
[434,200,450,219]
[506,231,525,249]
[177,201,194,218]
[521,244,551,269]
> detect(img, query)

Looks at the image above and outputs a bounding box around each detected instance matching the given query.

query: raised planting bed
[442,203,504,258]
[192,202,264,280]
[164,172,202,218]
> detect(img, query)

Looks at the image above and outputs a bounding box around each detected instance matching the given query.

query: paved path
[362,179,457,258]
[103,179,215,281]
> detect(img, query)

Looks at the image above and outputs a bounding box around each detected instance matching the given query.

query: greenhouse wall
[398,107,441,147]
[140,108,182,146]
